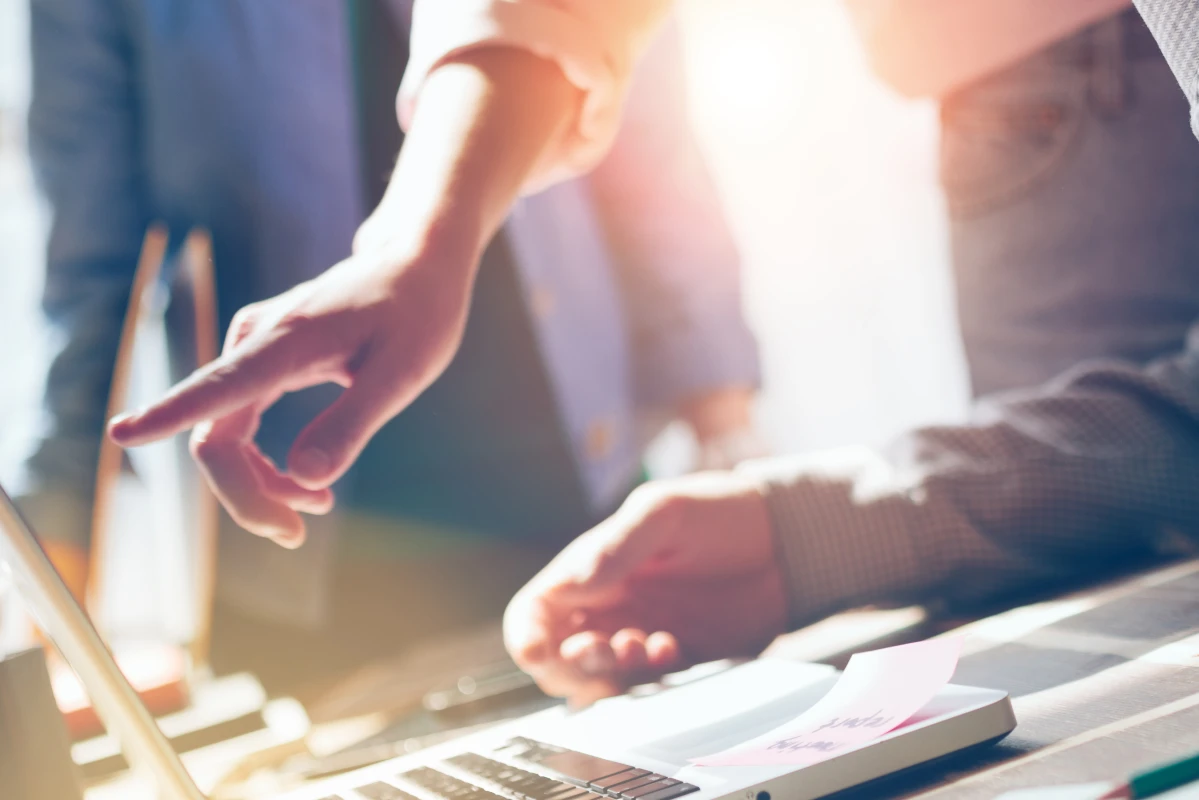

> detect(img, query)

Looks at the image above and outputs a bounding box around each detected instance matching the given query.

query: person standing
[19,0,760,692]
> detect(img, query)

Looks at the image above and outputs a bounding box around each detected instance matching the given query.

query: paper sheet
[694,637,963,767]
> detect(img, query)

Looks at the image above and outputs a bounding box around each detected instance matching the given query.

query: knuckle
[226,305,263,347]
[627,480,689,521]
[509,638,546,669]
[274,308,321,337]
[230,305,257,329]
[188,432,222,462]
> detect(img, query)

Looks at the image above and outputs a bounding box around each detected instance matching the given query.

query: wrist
[355,188,486,263]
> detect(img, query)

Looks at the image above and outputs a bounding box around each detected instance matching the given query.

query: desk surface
[85,558,1199,800]
[842,559,1199,799]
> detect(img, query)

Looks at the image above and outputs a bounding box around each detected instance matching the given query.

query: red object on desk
[52,642,190,740]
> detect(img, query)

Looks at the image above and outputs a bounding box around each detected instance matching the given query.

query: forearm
[848,0,1131,97]
[356,48,581,262]
[740,338,1199,627]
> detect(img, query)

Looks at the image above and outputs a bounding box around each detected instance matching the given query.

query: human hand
[107,44,586,549]
[108,229,480,548]
[681,387,769,471]
[504,471,788,707]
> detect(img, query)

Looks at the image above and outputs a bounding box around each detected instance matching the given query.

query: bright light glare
[683,13,809,138]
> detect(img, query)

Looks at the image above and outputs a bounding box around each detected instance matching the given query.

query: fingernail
[579,646,614,677]
[273,531,305,550]
[108,411,136,431]
[292,448,331,481]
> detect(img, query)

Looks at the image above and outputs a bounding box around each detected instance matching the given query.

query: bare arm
[108,49,584,545]
[358,49,580,257]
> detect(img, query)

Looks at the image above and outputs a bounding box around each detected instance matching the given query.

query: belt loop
[1091,14,1128,117]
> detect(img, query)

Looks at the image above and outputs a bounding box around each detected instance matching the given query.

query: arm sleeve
[585,21,761,411]
[738,322,1199,627]
[21,0,149,544]
[399,0,673,192]
[1133,0,1199,139]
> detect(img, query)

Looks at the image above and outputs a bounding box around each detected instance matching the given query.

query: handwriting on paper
[694,637,963,767]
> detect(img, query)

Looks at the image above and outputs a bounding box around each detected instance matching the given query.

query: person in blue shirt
[16,0,761,691]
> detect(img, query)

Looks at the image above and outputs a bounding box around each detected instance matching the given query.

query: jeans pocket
[939,64,1088,218]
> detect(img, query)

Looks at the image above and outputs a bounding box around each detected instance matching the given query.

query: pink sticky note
[694,637,963,767]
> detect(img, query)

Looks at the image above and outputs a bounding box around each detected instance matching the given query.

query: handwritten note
[694,637,963,767]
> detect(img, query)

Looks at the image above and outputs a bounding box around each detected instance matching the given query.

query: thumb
[286,356,424,488]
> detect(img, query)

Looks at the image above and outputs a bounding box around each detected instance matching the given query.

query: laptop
[0,481,1016,800]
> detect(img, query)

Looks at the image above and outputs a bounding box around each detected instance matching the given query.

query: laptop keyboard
[351,737,700,800]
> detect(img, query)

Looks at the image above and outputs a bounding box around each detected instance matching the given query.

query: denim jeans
[941,9,1199,398]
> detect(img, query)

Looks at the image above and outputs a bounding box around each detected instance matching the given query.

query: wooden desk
[835,558,1199,799]
[85,558,1199,799]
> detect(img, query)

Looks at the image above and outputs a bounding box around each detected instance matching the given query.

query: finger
[505,591,558,670]
[505,587,591,699]
[190,414,306,547]
[561,631,617,679]
[245,448,335,514]
[610,628,650,674]
[600,628,681,691]
[559,632,632,708]
[646,631,682,671]
[109,332,309,447]
[287,354,423,488]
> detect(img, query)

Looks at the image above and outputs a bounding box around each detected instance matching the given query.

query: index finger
[108,334,297,446]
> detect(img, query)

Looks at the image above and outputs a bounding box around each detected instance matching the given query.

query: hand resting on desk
[504,472,788,707]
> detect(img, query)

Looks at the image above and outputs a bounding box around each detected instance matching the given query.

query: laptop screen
[0,482,206,800]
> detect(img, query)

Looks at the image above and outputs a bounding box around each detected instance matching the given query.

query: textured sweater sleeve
[1134,0,1199,139]
[738,325,1199,627]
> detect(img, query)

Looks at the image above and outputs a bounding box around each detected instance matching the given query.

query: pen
[1100,751,1199,799]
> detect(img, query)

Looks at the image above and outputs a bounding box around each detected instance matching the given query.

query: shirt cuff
[400,0,670,192]
[735,447,1016,628]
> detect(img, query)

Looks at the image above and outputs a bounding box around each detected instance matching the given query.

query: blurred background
[0,0,969,483]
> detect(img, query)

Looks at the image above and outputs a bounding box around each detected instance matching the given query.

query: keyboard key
[547,790,596,800]
[448,753,583,800]
[522,778,572,799]
[400,767,507,800]
[444,744,646,800]
[535,751,632,786]
[634,783,698,800]
[604,775,663,797]
[623,777,681,796]
[355,783,421,800]
[591,770,649,790]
